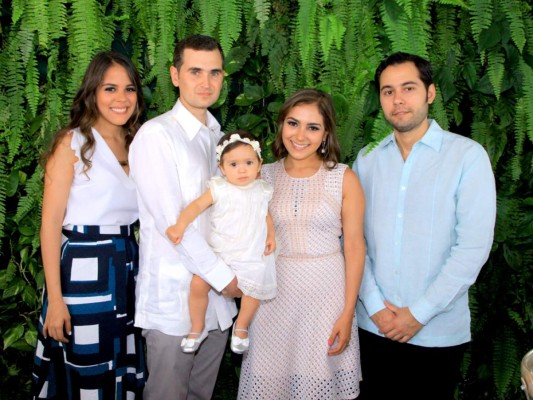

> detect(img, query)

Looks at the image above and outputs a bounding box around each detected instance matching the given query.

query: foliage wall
[0,0,532,398]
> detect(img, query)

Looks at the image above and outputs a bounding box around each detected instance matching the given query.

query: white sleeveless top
[63,128,138,226]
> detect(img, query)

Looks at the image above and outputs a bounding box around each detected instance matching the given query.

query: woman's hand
[327,312,353,355]
[43,298,72,343]
[265,212,276,255]
[264,236,276,255]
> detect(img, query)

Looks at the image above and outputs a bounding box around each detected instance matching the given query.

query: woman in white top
[32,51,146,399]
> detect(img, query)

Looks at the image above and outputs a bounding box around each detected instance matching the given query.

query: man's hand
[370,307,396,332]
[377,300,423,343]
[221,276,242,298]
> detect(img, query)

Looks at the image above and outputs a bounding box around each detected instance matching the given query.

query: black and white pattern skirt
[32,224,146,399]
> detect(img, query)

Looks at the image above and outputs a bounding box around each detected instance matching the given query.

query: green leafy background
[0,0,532,398]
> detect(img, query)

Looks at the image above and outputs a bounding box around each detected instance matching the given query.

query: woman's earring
[321,140,326,154]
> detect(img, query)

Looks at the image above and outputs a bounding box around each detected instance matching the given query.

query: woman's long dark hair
[42,51,145,171]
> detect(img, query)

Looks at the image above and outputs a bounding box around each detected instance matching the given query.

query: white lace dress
[238,161,361,399]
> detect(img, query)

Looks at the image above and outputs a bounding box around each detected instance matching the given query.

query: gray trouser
[142,328,229,400]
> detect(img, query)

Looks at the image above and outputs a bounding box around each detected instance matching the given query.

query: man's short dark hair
[173,35,224,70]
[374,52,433,91]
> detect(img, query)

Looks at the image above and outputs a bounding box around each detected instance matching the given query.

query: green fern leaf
[487,49,505,99]
[433,5,460,58]
[461,347,471,377]
[492,327,519,397]
[48,0,68,41]
[518,60,533,145]
[6,131,22,171]
[435,0,468,8]
[24,51,40,117]
[472,117,507,167]
[366,112,392,153]
[319,14,346,63]
[295,0,317,72]
[345,0,382,75]
[253,0,270,29]
[283,61,299,98]
[500,0,526,53]
[379,0,408,50]
[42,87,68,143]
[429,90,449,131]
[0,151,8,237]
[379,0,426,54]
[101,14,116,51]
[11,0,25,25]
[470,120,487,149]
[395,0,413,19]
[68,0,114,93]
[469,0,493,45]
[197,0,220,36]
[112,0,134,42]
[514,97,527,151]
[338,88,368,162]
[1,31,27,164]
[406,1,432,58]
[218,0,242,56]
[526,12,533,57]
[468,285,480,329]
[17,28,35,71]
[510,98,526,180]
[21,0,50,49]
[507,309,525,331]
[262,23,289,91]
[41,46,69,136]
[14,168,43,224]
[147,0,179,112]
[133,0,156,35]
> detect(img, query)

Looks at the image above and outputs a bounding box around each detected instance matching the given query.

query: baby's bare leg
[234,295,260,338]
[188,274,211,337]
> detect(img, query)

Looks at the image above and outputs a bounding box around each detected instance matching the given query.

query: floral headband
[216,133,262,162]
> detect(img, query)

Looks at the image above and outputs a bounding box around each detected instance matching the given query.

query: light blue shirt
[353,120,496,347]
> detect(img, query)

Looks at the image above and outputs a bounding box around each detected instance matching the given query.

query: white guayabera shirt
[129,99,237,336]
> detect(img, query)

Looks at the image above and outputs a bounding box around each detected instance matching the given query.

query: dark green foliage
[0,0,531,398]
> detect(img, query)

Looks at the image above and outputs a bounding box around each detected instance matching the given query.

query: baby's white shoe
[181,330,208,353]
[230,323,249,354]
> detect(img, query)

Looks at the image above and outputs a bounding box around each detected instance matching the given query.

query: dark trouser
[358,328,467,400]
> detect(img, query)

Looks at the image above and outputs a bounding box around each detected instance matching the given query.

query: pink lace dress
[238,160,361,399]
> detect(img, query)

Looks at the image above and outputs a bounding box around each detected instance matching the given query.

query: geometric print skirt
[32,224,146,399]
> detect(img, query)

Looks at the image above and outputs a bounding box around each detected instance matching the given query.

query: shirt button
[398,213,403,218]
[401,186,406,191]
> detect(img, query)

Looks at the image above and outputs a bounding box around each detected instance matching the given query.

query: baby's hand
[264,236,276,255]
[165,225,183,244]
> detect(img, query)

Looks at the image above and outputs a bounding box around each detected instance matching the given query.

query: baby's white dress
[207,176,277,300]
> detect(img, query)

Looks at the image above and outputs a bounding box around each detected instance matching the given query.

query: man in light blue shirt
[353,52,496,400]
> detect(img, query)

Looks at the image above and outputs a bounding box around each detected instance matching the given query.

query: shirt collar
[380,119,444,152]
[172,99,221,140]
[418,119,443,152]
